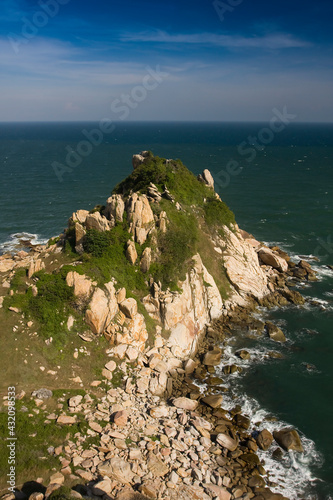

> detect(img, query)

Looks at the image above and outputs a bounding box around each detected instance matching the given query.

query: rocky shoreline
[0,153,319,500]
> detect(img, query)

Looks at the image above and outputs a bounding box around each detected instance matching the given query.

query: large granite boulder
[258,247,288,273]
[273,428,304,452]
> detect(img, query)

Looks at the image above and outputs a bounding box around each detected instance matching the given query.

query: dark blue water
[0,122,332,498]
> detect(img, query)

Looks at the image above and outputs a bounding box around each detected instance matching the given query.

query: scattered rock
[273,427,304,452]
[173,397,198,411]
[265,321,286,342]
[256,429,274,451]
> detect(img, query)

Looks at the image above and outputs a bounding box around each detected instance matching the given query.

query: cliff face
[1,152,303,358]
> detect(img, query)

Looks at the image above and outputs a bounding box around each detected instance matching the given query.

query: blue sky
[0,0,332,122]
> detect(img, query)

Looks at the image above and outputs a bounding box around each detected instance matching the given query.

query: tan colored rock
[140,247,152,273]
[85,281,118,334]
[105,194,125,222]
[216,433,238,451]
[202,394,223,408]
[126,240,138,264]
[117,287,126,303]
[118,312,148,350]
[256,429,274,450]
[89,421,103,433]
[258,247,288,273]
[132,153,146,169]
[66,271,92,298]
[101,368,112,380]
[57,415,76,425]
[203,348,222,366]
[265,321,286,342]
[273,428,304,452]
[72,209,89,224]
[98,458,134,484]
[85,212,113,232]
[0,259,15,273]
[147,454,169,477]
[127,193,154,241]
[29,493,44,500]
[28,258,45,279]
[173,397,198,411]
[222,225,269,299]
[119,298,137,319]
[135,227,147,246]
[113,410,128,427]
[45,484,61,498]
[158,254,223,357]
[49,472,64,485]
[150,406,169,418]
[68,395,83,407]
[91,479,112,496]
[202,169,214,189]
[204,485,231,500]
[105,360,117,372]
[74,222,86,253]
[85,288,109,334]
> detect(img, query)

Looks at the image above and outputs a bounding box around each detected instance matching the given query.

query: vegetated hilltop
[1,151,310,360]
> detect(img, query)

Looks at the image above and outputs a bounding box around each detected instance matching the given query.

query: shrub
[204,196,235,231]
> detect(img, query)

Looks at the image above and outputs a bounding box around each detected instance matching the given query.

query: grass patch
[204,196,235,233]
[0,397,88,489]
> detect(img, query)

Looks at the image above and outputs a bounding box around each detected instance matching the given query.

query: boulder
[85,282,118,334]
[85,212,113,232]
[74,222,86,253]
[258,247,288,272]
[117,287,127,303]
[203,348,222,366]
[113,410,128,427]
[265,321,286,342]
[85,288,110,334]
[201,394,223,408]
[256,429,274,451]
[72,209,89,224]
[126,240,138,264]
[132,151,150,169]
[98,458,134,484]
[31,388,53,399]
[173,397,198,411]
[57,415,76,425]
[204,485,231,500]
[216,433,238,451]
[28,258,45,279]
[273,428,304,452]
[66,271,93,299]
[202,169,215,189]
[222,226,269,299]
[104,194,125,222]
[91,479,112,496]
[119,298,137,319]
[140,247,152,273]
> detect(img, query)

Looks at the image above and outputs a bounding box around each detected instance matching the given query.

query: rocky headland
[0,152,317,500]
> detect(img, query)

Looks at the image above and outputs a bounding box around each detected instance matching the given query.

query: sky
[0,0,332,122]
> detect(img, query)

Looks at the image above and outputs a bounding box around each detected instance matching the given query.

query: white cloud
[120,30,311,50]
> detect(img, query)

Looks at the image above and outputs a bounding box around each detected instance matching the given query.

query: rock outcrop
[143,254,223,357]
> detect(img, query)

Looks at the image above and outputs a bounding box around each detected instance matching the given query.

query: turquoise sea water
[0,122,332,498]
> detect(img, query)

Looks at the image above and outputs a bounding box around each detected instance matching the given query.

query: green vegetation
[150,205,199,289]
[48,486,74,500]
[0,396,91,489]
[81,223,148,292]
[204,196,235,234]
[114,156,212,205]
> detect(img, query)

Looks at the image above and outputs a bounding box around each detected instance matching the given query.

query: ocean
[0,122,332,499]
